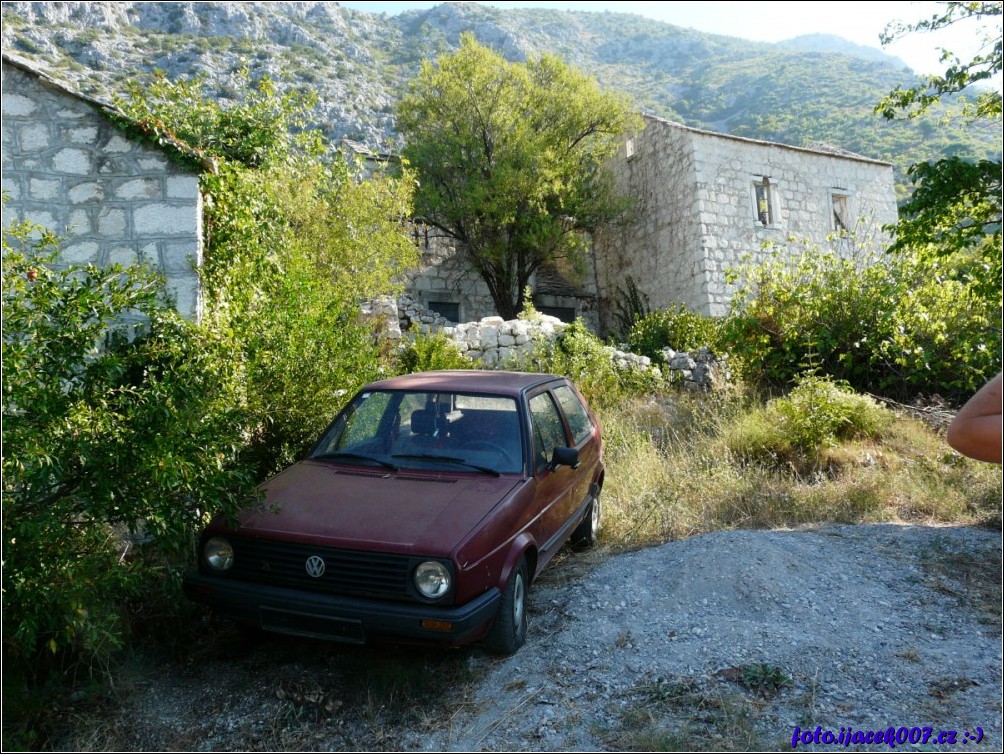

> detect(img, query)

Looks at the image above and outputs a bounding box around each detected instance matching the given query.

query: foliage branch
[396,35,642,319]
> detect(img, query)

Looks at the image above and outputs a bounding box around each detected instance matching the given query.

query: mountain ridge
[2,1,999,194]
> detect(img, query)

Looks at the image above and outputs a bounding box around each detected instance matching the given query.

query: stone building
[1,53,210,320]
[403,223,599,331]
[592,115,899,328]
[340,139,600,331]
[3,55,898,335]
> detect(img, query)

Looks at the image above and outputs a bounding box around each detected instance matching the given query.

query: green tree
[876,1,1002,300]
[112,68,322,169]
[396,35,642,319]
[878,2,1002,121]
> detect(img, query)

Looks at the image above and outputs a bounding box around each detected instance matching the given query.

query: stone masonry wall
[594,119,704,332]
[689,126,898,316]
[362,296,722,389]
[2,59,203,319]
[595,116,898,324]
[437,313,723,389]
[402,225,498,325]
[402,224,599,331]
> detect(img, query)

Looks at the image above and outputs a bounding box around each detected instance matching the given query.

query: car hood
[222,460,523,555]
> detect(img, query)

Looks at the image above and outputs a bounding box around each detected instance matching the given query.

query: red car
[183,370,604,655]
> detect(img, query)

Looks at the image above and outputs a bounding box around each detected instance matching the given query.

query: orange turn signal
[420,619,453,633]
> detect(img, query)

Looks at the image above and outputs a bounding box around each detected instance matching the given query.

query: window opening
[831,192,851,232]
[529,392,568,471]
[427,301,460,322]
[537,305,576,323]
[754,176,774,226]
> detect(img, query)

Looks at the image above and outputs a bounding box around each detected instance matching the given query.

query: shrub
[724,374,892,466]
[396,331,476,373]
[775,374,891,450]
[509,320,664,409]
[2,222,252,738]
[118,72,419,478]
[628,304,722,361]
[722,239,1000,403]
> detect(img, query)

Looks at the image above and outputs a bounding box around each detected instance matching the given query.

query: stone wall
[594,120,704,327]
[437,314,723,389]
[595,116,899,326]
[402,225,498,325]
[2,56,204,319]
[360,295,723,389]
[401,223,600,331]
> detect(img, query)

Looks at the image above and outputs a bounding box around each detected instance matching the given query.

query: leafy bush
[2,223,252,736]
[724,373,892,465]
[396,331,476,373]
[510,320,664,408]
[4,70,420,744]
[628,304,722,361]
[722,240,1000,403]
[775,374,891,450]
[117,72,419,478]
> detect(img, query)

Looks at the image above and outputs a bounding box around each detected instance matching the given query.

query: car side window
[553,385,593,446]
[529,392,568,471]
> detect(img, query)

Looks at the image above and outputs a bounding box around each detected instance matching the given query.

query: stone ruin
[361,294,726,390]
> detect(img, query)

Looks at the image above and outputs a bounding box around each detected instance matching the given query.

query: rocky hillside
[2,1,1000,191]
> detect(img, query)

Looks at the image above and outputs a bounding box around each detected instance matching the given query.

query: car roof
[362,370,565,398]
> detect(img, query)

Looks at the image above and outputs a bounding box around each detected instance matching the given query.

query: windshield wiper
[391,453,501,477]
[312,452,398,472]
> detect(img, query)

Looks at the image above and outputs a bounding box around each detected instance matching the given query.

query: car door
[551,383,600,513]
[526,388,577,563]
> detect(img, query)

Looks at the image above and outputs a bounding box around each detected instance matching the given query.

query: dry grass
[26,387,1002,752]
[598,392,1002,550]
[597,674,775,751]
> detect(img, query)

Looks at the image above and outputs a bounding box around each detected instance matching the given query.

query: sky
[339,1,1000,77]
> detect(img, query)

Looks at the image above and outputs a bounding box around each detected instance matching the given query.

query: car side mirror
[550,446,580,471]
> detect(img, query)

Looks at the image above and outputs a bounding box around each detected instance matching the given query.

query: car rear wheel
[571,489,601,549]
[484,556,528,655]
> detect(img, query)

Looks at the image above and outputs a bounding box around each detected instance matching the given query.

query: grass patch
[46,630,487,751]
[597,675,773,751]
[714,663,793,698]
[598,388,1001,549]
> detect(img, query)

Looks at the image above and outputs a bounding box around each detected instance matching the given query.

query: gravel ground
[427,523,1002,752]
[54,523,1001,752]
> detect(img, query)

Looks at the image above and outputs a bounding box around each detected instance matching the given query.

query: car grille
[224,537,416,602]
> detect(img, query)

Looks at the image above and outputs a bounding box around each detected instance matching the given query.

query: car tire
[571,489,601,549]
[484,556,529,655]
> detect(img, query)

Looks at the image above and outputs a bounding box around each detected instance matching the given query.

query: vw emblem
[305,555,326,578]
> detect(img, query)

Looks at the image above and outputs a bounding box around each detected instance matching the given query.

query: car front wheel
[484,556,529,655]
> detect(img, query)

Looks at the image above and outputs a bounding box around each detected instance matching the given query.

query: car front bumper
[183,572,501,646]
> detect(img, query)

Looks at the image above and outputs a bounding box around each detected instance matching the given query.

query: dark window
[427,301,460,322]
[537,305,576,323]
[831,192,851,231]
[753,176,774,226]
[529,392,568,471]
[553,385,593,445]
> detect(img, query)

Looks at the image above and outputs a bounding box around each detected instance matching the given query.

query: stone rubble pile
[362,295,725,388]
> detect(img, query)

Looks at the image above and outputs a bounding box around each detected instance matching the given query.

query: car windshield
[311,390,524,474]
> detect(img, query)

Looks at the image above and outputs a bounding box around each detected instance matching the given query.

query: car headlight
[204,537,234,571]
[414,560,451,599]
